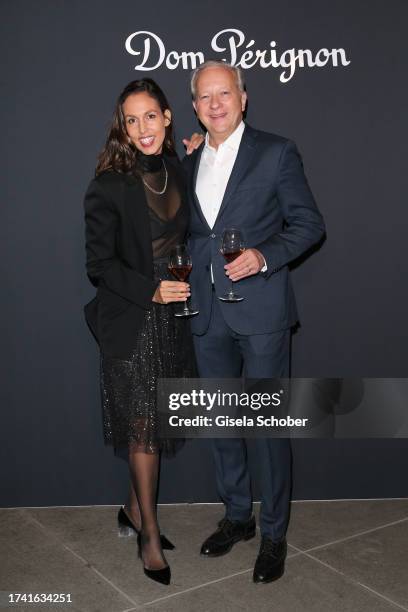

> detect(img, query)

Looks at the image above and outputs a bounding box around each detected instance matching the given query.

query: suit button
[210,233,216,238]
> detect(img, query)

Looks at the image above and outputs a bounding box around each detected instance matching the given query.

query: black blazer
[83,156,185,358]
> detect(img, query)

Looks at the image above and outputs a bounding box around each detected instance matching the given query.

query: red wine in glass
[168,264,192,281]
[219,228,245,302]
[223,249,245,264]
[168,245,199,317]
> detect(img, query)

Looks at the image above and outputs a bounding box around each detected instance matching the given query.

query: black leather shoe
[137,533,171,585]
[253,535,287,584]
[117,507,175,550]
[200,515,256,557]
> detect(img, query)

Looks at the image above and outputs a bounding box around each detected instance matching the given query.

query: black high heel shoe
[117,507,175,550]
[137,533,171,585]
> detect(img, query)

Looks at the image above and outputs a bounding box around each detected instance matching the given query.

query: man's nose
[209,96,220,109]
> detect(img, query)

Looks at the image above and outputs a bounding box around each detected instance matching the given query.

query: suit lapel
[214,125,258,226]
[190,144,212,230]
[189,125,258,230]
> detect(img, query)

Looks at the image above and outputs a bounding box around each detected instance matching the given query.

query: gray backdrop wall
[2,0,408,507]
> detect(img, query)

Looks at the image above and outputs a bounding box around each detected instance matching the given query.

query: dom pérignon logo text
[125,28,351,83]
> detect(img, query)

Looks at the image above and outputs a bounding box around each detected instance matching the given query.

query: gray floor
[1,500,408,612]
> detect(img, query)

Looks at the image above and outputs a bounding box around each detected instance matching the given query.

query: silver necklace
[142,159,168,195]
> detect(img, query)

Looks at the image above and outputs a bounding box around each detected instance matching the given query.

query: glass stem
[183,296,190,315]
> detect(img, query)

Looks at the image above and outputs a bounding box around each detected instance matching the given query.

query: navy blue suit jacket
[182,124,325,336]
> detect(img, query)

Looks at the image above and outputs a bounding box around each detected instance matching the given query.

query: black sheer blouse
[137,153,188,260]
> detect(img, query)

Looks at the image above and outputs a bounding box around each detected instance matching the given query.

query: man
[183,60,325,583]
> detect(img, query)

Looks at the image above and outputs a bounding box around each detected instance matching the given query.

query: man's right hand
[182,132,205,155]
[152,280,190,304]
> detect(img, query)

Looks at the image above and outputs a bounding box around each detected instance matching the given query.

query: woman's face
[123,92,171,155]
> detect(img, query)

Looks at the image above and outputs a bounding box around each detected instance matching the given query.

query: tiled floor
[1,500,407,611]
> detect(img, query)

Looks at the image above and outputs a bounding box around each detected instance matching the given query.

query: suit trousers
[193,289,292,540]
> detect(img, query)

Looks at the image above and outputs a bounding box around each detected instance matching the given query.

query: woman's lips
[139,136,155,147]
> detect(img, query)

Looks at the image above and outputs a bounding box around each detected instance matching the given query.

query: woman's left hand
[182,133,205,155]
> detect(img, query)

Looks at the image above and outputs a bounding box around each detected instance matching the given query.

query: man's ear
[192,100,197,113]
[241,92,248,112]
[164,109,172,126]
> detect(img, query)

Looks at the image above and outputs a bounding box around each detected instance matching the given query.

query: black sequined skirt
[100,259,196,455]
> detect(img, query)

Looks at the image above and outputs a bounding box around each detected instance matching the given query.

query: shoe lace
[217,518,236,537]
[260,537,283,557]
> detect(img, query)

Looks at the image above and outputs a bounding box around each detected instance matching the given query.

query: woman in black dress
[83,79,196,585]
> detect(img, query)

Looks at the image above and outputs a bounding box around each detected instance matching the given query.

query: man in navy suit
[183,60,325,583]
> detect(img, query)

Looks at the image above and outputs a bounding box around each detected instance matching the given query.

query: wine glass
[168,244,199,317]
[219,228,245,302]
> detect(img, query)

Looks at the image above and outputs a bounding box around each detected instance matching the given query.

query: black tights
[127,450,167,570]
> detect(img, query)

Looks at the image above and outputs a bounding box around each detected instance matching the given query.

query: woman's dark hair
[95,79,176,176]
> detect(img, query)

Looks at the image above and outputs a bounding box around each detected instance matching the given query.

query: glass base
[174,308,199,317]
[218,294,244,302]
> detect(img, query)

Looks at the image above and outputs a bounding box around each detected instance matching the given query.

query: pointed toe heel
[143,565,171,585]
[138,532,171,585]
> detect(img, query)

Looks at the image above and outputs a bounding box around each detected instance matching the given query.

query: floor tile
[141,554,398,612]
[3,502,406,611]
[311,519,408,609]
[0,509,138,612]
[24,506,261,605]
[285,499,408,550]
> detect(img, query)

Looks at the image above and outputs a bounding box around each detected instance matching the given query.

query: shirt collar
[204,120,245,153]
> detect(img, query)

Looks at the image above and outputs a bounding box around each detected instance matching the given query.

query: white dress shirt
[195,121,245,229]
[195,121,266,277]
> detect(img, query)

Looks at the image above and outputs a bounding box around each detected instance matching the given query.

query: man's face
[193,67,247,144]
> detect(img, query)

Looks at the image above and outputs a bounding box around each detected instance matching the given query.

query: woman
[83,79,196,586]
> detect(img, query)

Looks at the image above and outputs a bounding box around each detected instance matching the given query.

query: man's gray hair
[190,60,245,99]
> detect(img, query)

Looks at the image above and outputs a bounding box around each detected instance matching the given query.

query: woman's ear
[164,109,172,126]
